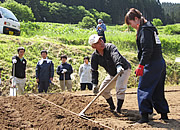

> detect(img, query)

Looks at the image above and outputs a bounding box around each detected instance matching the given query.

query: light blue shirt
[96,23,106,35]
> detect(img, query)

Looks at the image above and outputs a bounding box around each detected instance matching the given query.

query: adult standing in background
[96,19,106,43]
[125,8,169,123]
[57,55,73,92]
[12,47,27,95]
[36,50,54,93]
[79,56,92,90]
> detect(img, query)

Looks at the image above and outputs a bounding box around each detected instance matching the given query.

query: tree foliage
[39,0,164,24]
[78,16,96,29]
[12,0,111,24]
[0,0,179,24]
[164,24,180,35]
[89,9,112,23]
[162,2,180,24]
[152,18,163,26]
[0,0,35,22]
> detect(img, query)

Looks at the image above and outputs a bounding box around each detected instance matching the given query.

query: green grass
[0,22,179,94]
[20,22,180,54]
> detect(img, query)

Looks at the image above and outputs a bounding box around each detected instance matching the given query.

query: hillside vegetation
[1,0,179,25]
[12,0,178,24]
[0,22,179,94]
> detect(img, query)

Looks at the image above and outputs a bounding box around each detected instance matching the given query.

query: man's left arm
[50,61,54,79]
[24,59,27,78]
[67,64,73,74]
[70,65,73,74]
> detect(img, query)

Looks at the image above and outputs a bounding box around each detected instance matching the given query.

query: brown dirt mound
[0,95,106,129]
[0,86,180,129]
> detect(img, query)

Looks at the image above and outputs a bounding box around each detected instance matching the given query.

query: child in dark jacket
[57,55,73,92]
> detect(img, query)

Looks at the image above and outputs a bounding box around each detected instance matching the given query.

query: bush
[164,24,180,35]
[98,12,112,24]
[89,9,112,24]
[20,21,41,36]
[0,0,35,22]
[78,16,96,29]
[40,1,94,24]
[117,24,135,32]
[152,18,163,26]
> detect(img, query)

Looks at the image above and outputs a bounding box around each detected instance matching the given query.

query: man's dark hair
[61,55,67,60]
[84,56,90,62]
[17,47,25,53]
[0,68,3,71]
[41,50,48,55]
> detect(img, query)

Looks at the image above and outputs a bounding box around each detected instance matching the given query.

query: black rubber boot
[160,113,169,120]
[117,99,124,113]
[106,97,115,111]
[138,113,149,123]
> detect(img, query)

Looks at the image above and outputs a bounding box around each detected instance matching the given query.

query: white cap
[88,34,102,46]
[98,19,103,23]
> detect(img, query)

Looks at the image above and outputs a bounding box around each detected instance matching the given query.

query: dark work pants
[98,32,106,43]
[138,58,169,114]
[38,81,50,93]
[80,83,93,90]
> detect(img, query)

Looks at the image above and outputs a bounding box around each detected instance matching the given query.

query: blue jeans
[138,58,169,114]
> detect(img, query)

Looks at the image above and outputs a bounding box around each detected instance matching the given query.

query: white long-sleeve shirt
[79,63,92,83]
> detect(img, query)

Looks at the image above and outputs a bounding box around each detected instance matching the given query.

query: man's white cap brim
[88,34,102,46]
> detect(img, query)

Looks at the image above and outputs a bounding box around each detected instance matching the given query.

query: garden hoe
[79,70,123,118]
[10,63,17,96]
[63,73,66,91]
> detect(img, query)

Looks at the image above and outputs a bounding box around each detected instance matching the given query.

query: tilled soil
[0,86,180,129]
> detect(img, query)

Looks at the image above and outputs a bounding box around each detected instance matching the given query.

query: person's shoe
[138,113,149,123]
[106,97,115,111]
[160,113,169,121]
[116,99,124,113]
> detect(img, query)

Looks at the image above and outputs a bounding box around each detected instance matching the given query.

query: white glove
[12,59,17,64]
[93,84,99,95]
[62,69,67,73]
[0,78,1,84]
[117,65,124,74]
[10,76,14,80]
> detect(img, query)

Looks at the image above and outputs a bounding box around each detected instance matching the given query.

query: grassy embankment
[0,22,179,94]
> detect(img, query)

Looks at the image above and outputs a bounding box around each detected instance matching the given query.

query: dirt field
[0,85,179,130]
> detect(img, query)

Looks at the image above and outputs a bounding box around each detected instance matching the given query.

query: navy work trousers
[80,83,93,90]
[98,32,106,43]
[138,58,169,114]
[38,81,50,93]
